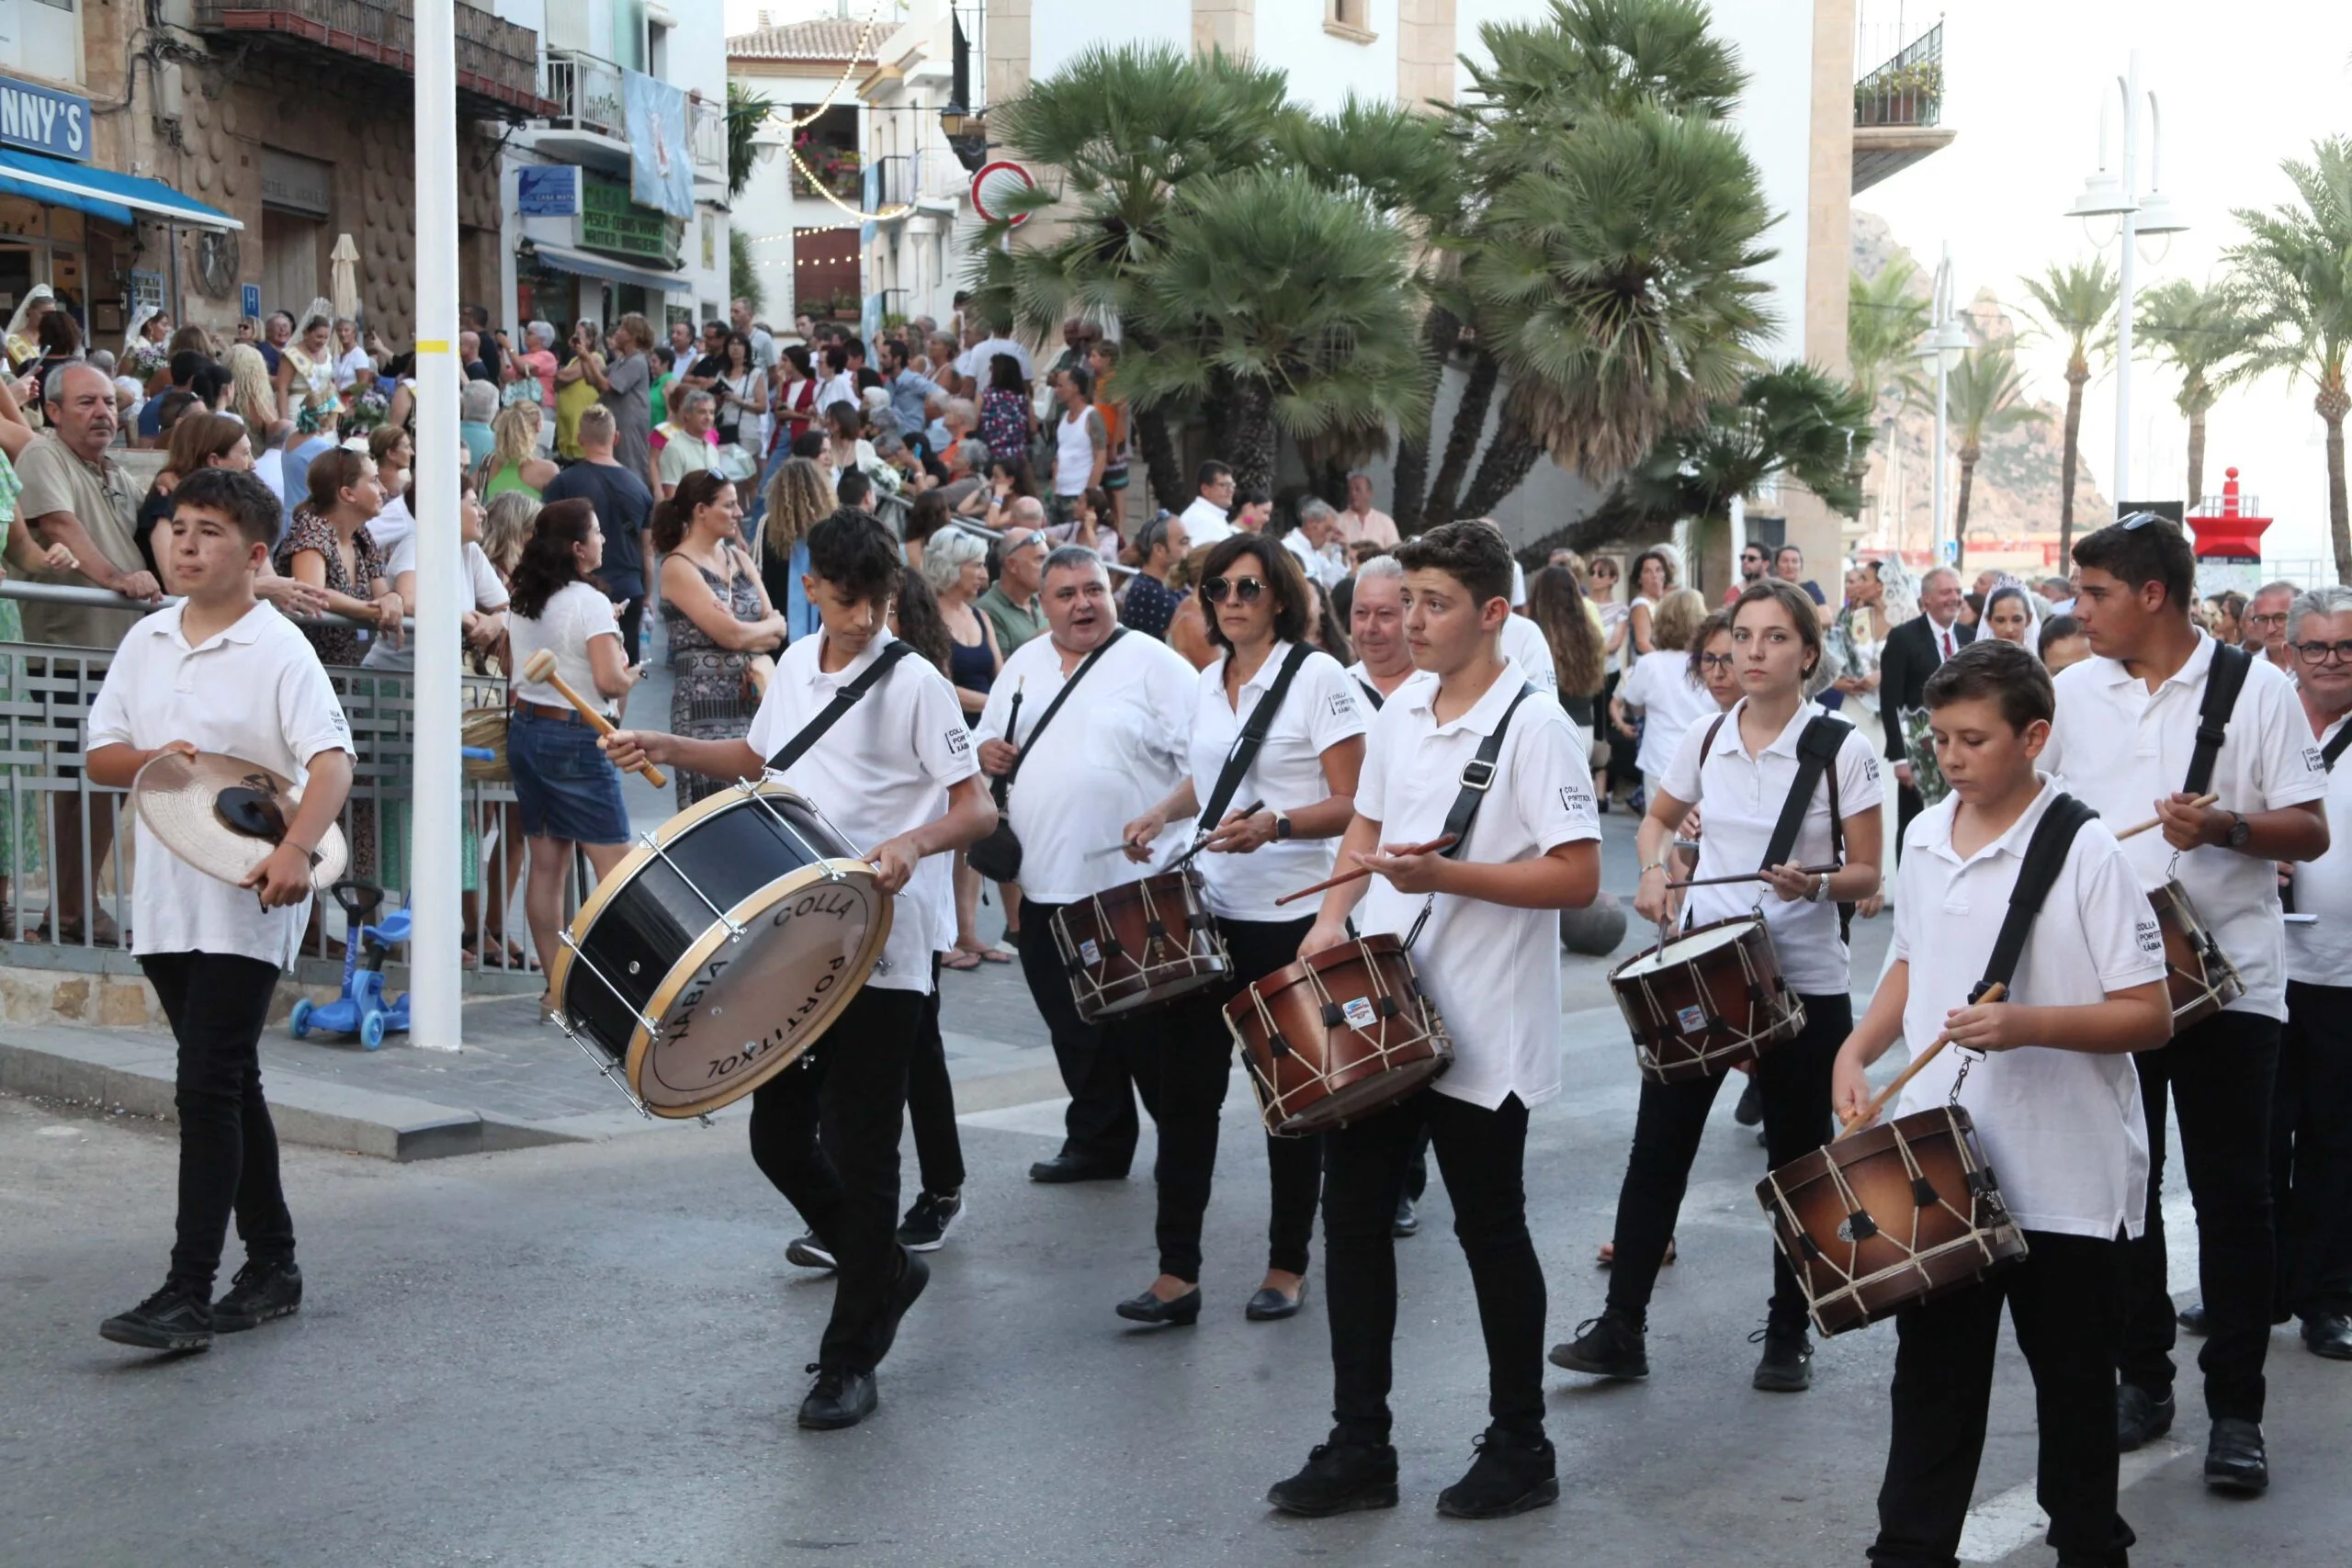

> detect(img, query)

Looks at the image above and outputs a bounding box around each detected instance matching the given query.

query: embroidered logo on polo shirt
[1329,692,1357,718]
[2133,917,2163,956]
[1862,756,1880,782]
[945,728,970,755]
[2304,747,2326,774]
[1559,784,1594,816]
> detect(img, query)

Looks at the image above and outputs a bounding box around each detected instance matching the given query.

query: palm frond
[2016,255,2120,370]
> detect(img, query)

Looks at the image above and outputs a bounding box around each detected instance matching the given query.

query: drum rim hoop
[1609,912,1771,982]
[1226,931,1412,1022]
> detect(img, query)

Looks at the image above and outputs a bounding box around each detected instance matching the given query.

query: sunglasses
[1202,575,1266,605]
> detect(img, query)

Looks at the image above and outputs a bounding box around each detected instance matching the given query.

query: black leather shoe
[2177,1301,2209,1337]
[1750,1326,1812,1392]
[2115,1383,2175,1452]
[1115,1286,1202,1325]
[1027,1155,1126,1184]
[797,1362,877,1430]
[99,1284,212,1352]
[1734,1078,1764,1126]
[1393,1195,1420,1237]
[2204,1417,2268,1493]
[1245,1278,1307,1321]
[211,1259,302,1333]
[1550,1311,1649,1379]
[873,1249,931,1365]
[1266,1441,1399,1517]
[2302,1313,2352,1360]
[1436,1430,1559,1519]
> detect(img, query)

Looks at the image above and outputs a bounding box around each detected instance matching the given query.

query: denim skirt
[507,707,631,846]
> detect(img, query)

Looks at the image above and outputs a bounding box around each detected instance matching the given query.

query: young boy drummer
[1835,639,2173,1568]
[87,468,355,1351]
[604,512,996,1429]
[1265,521,1600,1521]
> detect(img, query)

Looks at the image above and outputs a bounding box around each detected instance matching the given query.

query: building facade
[728,17,876,332]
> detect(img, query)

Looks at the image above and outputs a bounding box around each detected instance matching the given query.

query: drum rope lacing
[1241,938,1420,1129]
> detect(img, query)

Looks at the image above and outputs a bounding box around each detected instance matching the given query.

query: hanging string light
[744,0,917,223]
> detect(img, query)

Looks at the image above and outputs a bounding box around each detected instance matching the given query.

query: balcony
[873,147,968,219]
[1851,20,1956,193]
[536,51,728,183]
[194,0,553,118]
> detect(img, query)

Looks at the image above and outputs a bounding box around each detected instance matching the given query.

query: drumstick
[1159,799,1266,876]
[1836,982,2007,1139]
[2113,793,2218,841]
[1274,835,1458,906]
[1665,863,1841,891]
[519,649,670,789]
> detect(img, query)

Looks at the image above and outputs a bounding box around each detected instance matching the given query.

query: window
[1324,0,1375,43]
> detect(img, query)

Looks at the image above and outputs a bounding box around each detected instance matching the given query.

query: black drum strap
[1000,627,1126,795]
[2185,641,2253,799]
[1404,682,1537,949]
[1761,715,1853,873]
[1357,676,1385,712]
[1973,793,2098,1001]
[2325,718,2352,773]
[1199,642,1314,834]
[765,642,915,773]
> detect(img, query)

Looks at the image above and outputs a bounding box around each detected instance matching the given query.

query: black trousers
[1605,992,1849,1334]
[747,984,926,1372]
[1323,1088,1545,1446]
[1869,1231,2134,1568]
[1016,901,1138,1173]
[2274,981,2352,1322]
[2118,1009,2278,1421]
[1894,780,1925,866]
[616,595,647,664]
[904,953,966,1196]
[143,952,294,1298]
[1131,915,1322,1281]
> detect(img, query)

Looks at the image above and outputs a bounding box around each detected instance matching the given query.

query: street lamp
[2063,50,2187,512]
[1915,243,1969,562]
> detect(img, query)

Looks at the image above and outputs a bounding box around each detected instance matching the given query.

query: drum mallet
[1160,800,1266,875]
[1274,835,1458,906]
[518,649,669,789]
[1837,982,2006,1138]
[2112,793,2217,841]
[1665,863,1841,891]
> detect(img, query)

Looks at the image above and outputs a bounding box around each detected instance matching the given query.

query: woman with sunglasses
[1117,536,1367,1325]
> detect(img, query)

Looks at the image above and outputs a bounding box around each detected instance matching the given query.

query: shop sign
[0,73,89,162]
[259,149,332,217]
[518,165,581,217]
[578,172,680,263]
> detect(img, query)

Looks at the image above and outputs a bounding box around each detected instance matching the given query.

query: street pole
[2113,49,2140,513]
[410,0,463,1051]
[1930,245,1951,564]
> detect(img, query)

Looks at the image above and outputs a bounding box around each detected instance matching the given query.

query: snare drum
[2148,879,2245,1031]
[1609,916,1806,1084]
[546,781,891,1119]
[1226,933,1453,1135]
[1051,870,1229,1021]
[1756,1105,2028,1337]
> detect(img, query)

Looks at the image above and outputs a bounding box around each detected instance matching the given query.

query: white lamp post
[2064,50,2188,512]
[1915,244,1969,563]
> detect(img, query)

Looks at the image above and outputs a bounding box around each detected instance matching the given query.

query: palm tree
[1847,257,1930,416]
[2228,136,2352,583]
[1120,171,1430,495]
[2137,276,2258,509]
[1944,344,2041,568]
[724,85,775,204]
[2017,256,2119,563]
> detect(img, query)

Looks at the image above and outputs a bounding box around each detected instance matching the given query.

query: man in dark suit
[1877,566,1973,859]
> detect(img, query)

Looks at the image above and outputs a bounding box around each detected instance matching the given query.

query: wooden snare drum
[2148,879,2245,1032]
[1756,1105,2028,1337]
[1226,933,1453,1135]
[1051,869,1229,1021]
[1609,915,1806,1084]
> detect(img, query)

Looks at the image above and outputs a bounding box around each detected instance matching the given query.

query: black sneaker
[1436,1430,1559,1519]
[797,1361,877,1430]
[1750,1325,1813,1392]
[896,1190,963,1252]
[99,1284,213,1351]
[1734,1078,1764,1126]
[212,1259,302,1333]
[1265,1441,1399,1517]
[2204,1416,2268,1493]
[786,1235,837,1271]
[1393,1194,1420,1237]
[2115,1383,2175,1452]
[1549,1311,1649,1379]
[873,1249,931,1366]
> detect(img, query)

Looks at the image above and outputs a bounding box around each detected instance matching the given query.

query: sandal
[941,949,983,972]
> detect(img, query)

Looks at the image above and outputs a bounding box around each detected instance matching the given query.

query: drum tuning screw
[627,960,640,976]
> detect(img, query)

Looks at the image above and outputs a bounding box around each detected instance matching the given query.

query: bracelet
[1640,859,1668,876]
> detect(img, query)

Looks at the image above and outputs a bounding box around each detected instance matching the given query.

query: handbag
[713,442,760,482]
[967,630,1127,882]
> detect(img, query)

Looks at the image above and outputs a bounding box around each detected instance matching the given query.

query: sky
[1856,0,2352,571]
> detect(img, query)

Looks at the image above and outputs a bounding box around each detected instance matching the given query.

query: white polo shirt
[1659,698,1883,996]
[1890,779,2164,1239]
[1185,641,1366,922]
[1280,526,1349,590]
[1343,660,1428,714]
[1620,648,1714,779]
[1498,612,1557,694]
[742,629,979,995]
[86,602,356,971]
[1181,495,1234,549]
[1354,660,1598,1111]
[2043,634,2328,1021]
[2286,708,2352,986]
[973,629,1197,905]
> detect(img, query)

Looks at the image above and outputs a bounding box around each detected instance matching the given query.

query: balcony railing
[689,93,727,178]
[875,147,969,211]
[1854,20,1943,130]
[791,148,864,202]
[194,0,549,117]
[544,48,627,141]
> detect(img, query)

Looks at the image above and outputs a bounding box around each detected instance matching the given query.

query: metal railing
[545,48,627,141]
[192,0,545,111]
[1855,20,1943,130]
[689,93,728,177]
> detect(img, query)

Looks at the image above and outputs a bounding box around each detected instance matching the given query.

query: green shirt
[977,583,1045,657]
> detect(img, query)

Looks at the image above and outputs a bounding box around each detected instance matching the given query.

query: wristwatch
[1809,873,1831,903]
[1272,810,1294,841]
[2224,811,2252,850]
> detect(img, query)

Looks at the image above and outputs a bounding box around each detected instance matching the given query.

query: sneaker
[1549,1311,1649,1379]
[212,1259,302,1333]
[1436,1430,1558,1519]
[1265,1441,1399,1517]
[1392,1195,1420,1238]
[1734,1078,1764,1126]
[2204,1416,2268,1494]
[1750,1325,1813,1392]
[797,1361,877,1430]
[786,1234,837,1271]
[896,1190,964,1252]
[100,1283,213,1351]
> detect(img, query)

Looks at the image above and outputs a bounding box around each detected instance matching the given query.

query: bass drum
[547,782,891,1119]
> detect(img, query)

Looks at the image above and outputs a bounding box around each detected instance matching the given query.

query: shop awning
[0,150,242,231]
[527,243,685,296]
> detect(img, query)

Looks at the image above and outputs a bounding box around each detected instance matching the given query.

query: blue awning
[0,150,240,231]
[527,243,684,296]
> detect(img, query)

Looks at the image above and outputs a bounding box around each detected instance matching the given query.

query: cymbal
[131,750,349,892]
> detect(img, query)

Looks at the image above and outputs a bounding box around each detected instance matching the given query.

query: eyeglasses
[1698,653,1736,671]
[1202,575,1266,605]
[2245,612,2289,628]
[2291,640,2352,664]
